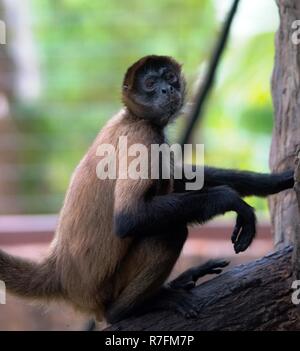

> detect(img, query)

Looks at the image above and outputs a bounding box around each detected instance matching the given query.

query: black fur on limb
[106,246,300,331]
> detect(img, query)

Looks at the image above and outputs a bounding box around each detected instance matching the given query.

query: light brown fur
[0,55,186,322]
[0,108,175,320]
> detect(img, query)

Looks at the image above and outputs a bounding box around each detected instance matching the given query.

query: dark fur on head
[122,55,186,127]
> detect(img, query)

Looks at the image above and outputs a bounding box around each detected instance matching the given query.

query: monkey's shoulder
[100,109,165,146]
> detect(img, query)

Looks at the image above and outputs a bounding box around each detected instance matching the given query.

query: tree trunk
[294,152,300,278]
[103,0,300,331]
[269,0,300,250]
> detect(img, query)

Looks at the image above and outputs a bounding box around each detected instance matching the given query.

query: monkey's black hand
[231,206,256,254]
[197,258,230,275]
[169,259,230,290]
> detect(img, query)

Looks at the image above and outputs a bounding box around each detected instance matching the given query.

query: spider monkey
[0,55,294,324]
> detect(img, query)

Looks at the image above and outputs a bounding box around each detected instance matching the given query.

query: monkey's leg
[168,259,230,290]
[174,166,294,197]
[145,260,230,316]
[105,232,204,323]
[106,284,201,323]
[146,286,202,318]
[83,318,96,331]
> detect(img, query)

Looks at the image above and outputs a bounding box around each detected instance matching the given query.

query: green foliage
[15,0,276,215]
[200,32,275,212]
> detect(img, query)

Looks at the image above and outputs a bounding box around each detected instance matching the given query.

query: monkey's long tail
[0,249,61,299]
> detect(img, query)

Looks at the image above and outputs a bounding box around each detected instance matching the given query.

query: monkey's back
[49,109,163,313]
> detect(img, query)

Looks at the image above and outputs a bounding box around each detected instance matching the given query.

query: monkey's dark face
[122,56,186,127]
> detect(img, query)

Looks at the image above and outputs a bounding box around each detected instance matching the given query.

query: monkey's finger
[209,259,230,268]
[231,216,243,243]
[231,226,241,244]
[174,301,199,319]
[181,305,199,319]
[186,310,198,319]
[195,305,202,313]
[234,237,249,253]
[234,225,256,253]
[181,281,195,290]
[200,259,230,271]
[203,266,228,276]
[209,268,223,275]
[185,259,230,282]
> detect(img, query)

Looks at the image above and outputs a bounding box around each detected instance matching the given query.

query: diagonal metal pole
[180,0,241,146]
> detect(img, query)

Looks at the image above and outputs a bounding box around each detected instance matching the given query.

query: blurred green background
[8,0,278,215]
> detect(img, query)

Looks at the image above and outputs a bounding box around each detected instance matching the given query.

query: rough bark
[106,246,300,331]
[270,0,300,249]
[293,152,300,278]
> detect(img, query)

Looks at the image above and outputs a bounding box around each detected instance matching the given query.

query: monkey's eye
[144,77,156,90]
[165,71,177,83]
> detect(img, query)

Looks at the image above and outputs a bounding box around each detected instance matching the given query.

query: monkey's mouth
[165,99,181,115]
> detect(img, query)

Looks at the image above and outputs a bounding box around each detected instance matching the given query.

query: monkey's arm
[174,166,294,197]
[114,182,256,253]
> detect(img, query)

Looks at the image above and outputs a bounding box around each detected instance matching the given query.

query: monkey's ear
[123,84,129,90]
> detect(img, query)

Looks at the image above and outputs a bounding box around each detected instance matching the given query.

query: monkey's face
[123,56,186,127]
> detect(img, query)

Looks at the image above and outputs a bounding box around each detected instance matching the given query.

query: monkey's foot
[168,259,230,290]
[150,287,202,319]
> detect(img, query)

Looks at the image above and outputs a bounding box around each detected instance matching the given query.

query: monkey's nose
[161,85,174,95]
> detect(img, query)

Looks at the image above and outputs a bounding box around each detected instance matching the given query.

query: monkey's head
[122,55,186,127]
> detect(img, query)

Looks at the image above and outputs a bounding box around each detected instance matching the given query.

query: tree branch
[106,246,300,331]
